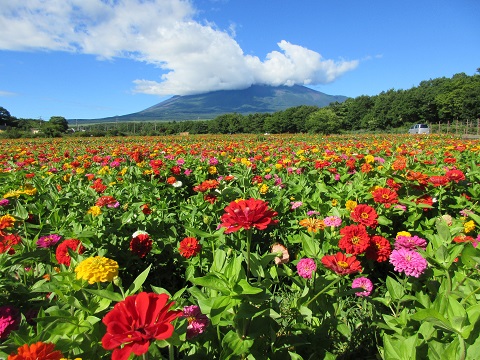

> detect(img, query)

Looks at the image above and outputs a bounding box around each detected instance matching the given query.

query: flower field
[0,133,479,360]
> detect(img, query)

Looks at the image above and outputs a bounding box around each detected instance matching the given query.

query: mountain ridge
[72,84,347,123]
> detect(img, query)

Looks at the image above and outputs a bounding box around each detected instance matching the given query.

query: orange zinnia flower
[299,218,325,232]
[179,237,202,258]
[0,215,15,230]
[371,187,398,208]
[7,341,64,360]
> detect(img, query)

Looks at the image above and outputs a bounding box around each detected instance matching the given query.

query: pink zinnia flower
[296,258,317,279]
[0,305,19,339]
[352,277,373,297]
[36,234,62,248]
[0,199,10,207]
[182,305,209,339]
[290,201,303,210]
[389,249,428,278]
[323,216,342,227]
[394,235,427,250]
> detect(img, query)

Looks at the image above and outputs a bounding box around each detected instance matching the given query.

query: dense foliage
[0,134,479,359]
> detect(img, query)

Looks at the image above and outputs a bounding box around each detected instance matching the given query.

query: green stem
[305,277,342,307]
[168,344,174,360]
[246,229,252,279]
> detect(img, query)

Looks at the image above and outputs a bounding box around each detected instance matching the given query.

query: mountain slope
[78,85,347,122]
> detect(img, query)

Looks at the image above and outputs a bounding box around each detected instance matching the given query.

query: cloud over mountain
[0,0,359,96]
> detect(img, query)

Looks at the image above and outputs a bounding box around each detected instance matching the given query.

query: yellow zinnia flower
[87,206,102,216]
[299,218,325,232]
[396,231,412,238]
[208,166,217,175]
[464,220,476,234]
[259,184,269,194]
[345,200,357,211]
[75,256,119,284]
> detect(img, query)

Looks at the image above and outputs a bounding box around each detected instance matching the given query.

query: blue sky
[1,0,479,120]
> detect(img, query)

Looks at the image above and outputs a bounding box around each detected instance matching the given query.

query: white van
[408,124,430,134]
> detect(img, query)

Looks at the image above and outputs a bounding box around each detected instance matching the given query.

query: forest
[1,71,479,138]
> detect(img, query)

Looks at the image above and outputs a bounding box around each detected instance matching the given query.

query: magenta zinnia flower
[0,305,19,339]
[296,258,317,279]
[389,249,428,278]
[219,198,278,234]
[352,277,373,297]
[36,234,62,248]
[182,305,209,339]
[394,235,427,251]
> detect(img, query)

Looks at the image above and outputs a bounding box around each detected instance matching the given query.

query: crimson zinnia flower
[428,175,449,187]
[129,233,153,258]
[55,239,85,266]
[445,169,465,183]
[350,204,378,228]
[366,235,392,262]
[321,252,362,275]
[102,292,182,360]
[219,198,278,234]
[7,341,64,360]
[339,224,370,255]
[179,237,202,258]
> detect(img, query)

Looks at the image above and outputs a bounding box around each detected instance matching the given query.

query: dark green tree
[48,116,69,132]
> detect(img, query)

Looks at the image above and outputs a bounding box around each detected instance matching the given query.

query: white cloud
[0,90,17,97]
[0,0,359,95]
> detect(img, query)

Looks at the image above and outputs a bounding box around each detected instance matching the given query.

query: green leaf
[125,264,151,297]
[412,308,455,333]
[461,244,480,268]
[191,274,231,295]
[301,233,319,258]
[84,288,123,302]
[386,276,405,300]
[232,279,263,296]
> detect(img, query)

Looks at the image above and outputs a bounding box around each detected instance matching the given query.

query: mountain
[73,85,347,123]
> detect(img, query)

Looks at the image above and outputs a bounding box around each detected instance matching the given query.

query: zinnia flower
[75,256,119,284]
[0,214,15,230]
[321,252,363,275]
[129,232,152,258]
[36,234,62,248]
[296,258,317,279]
[271,243,290,265]
[0,305,19,339]
[0,199,10,207]
[372,187,399,208]
[445,169,465,183]
[366,235,392,262]
[182,305,210,339]
[7,342,64,360]
[96,196,119,208]
[179,237,201,258]
[339,224,371,255]
[394,235,427,250]
[219,198,278,234]
[299,218,325,232]
[350,204,378,228]
[0,232,22,254]
[102,292,182,360]
[352,277,374,297]
[323,216,342,227]
[55,239,85,266]
[389,249,428,278]
[464,220,476,234]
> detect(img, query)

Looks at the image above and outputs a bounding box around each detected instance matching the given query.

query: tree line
[1,71,479,138]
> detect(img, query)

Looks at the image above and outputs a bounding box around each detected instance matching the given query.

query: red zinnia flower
[415,194,434,211]
[350,204,378,228]
[203,194,217,204]
[219,198,278,234]
[96,196,119,207]
[445,169,465,183]
[90,178,107,193]
[130,233,153,258]
[0,232,21,254]
[339,224,371,255]
[55,239,85,266]
[428,175,449,187]
[366,235,392,262]
[102,292,182,360]
[371,187,398,208]
[193,179,219,193]
[140,204,152,215]
[321,252,362,275]
[7,341,64,360]
[179,237,202,258]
